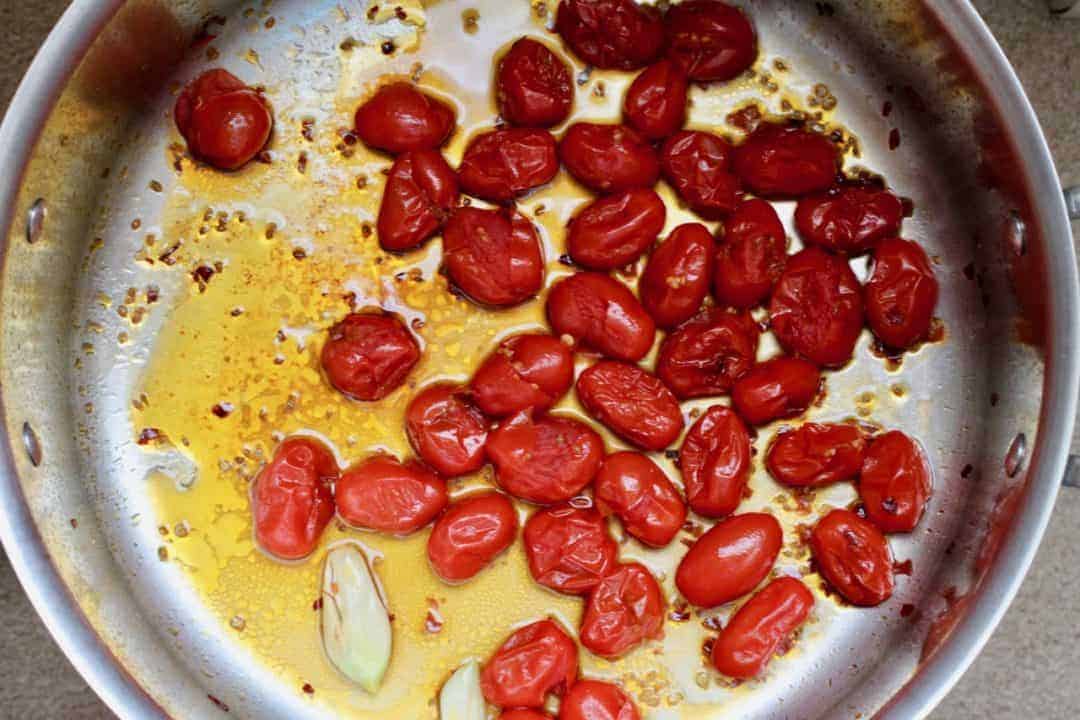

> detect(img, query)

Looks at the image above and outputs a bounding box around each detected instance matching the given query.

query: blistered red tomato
[623,59,688,140]
[523,504,618,595]
[481,619,579,708]
[336,455,446,534]
[656,308,759,399]
[661,130,741,219]
[496,37,573,128]
[501,711,552,720]
[732,123,839,198]
[594,452,686,547]
[458,128,559,203]
[711,576,814,679]
[676,512,782,608]
[577,361,684,451]
[580,563,665,658]
[555,0,664,70]
[865,237,939,350]
[252,437,337,560]
[559,680,640,720]
[546,272,656,361]
[471,334,575,418]
[559,123,660,194]
[321,313,421,401]
[566,189,666,270]
[859,430,932,533]
[795,184,904,255]
[427,492,518,582]
[639,223,714,329]
[354,81,455,154]
[405,384,488,477]
[679,405,751,518]
[664,0,757,82]
[443,207,544,307]
[714,198,787,308]
[730,356,821,426]
[377,149,459,252]
[174,69,273,171]
[765,422,867,488]
[810,508,894,606]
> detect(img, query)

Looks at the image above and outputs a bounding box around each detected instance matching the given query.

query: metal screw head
[1004,433,1027,478]
[1004,211,1027,257]
[21,422,42,467]
[25,198,46,244]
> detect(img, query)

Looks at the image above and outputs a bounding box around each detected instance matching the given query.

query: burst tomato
[174,69,273,170]
[859,430,932,533]
[471,334,575,418]
[580,563,665,658]
[594,452,686,547]
[675,512,783,608]
[639,223,714,329]
[458,128,559,203]
[481,619,579,708]
[559,680,640,720]
[354,81,455,154]
[664,0,757,82]
[555,0,664,70]
[765,422,867,488]
[711,576,814,679]
[523,503,618,595]
[496,37,573,128]
[336,455,446,534]
[732,123,839,198]
[376,149,459,252]
[576,360,684,451]
[546,272,656,361]
[656,308,759,399]
[427,492,518,582]
[679,405,751,517]
[252,437,337,560]
[623,59,688,140]
[660,130,741,219]
[405,384,488,477]
[443,207,544,307]
[714,198,787,308]
[730,356,821,426]
[810,508,894,606]
[320,313,421,401]
[795,184,904,255]
[865,237,939,350]
[566,189,666,270]
[559,123,660,194]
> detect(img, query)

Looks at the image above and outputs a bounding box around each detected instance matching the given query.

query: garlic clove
[439,659,486,720]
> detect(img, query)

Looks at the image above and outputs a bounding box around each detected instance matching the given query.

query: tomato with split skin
[523,503,618,595]
[656,307,760,400]
[580,562,665,659]
[458,128,559,203]
[320,313,421,401]
[559,123,661,194]
[566,189,666,271]
[555,0,664,70]
[661,130,741,219]
[714,198,788,309]
[576,360,684,451]
[594,451,686,548]
[679,405,752,518]
[336,455,446,534]
[353,81,455,154]
[765,422,868,488]
[496,37,573,128]
[859,430,932,533]
[865,237,939,350]
[481,619,579,708]
[376,149,459,252]
[174,69,273,171]
[810,508,895,606]
[470,334,575,418]
[405,384,488,478]
[252,437,337,560]
[795,184,904,255]
[639,223,714,330]
[546,272,656,362]
[732,122,840,198]
[442,207,545,307]
[427,492,518,582]
[664,0,757,82]
[623,59,688,140]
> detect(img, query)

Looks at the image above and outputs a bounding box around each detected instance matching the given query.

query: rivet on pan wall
[1004,433,1027,478]
[1005,211,1027,257]
[21,422,42,467]
[26,198,46,244]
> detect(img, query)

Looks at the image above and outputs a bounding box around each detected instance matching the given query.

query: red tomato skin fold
[501,711,553,720]
[405,384,489,477]
[559,680,641,720]
[496,37,573,128]
[458,128,559,203]
[481,619,579,708]
[487,410,605,504]
[576,361,684,451]
[427,492,518,582]
[865,237,939,349]
[580,563,665,658]
[711,576,815,679]
[810,508,895,606]
[354,82,455,154]
[859,430,933,533]
[660,130,741,219]
[321,313,421,401]
[679,405,751,518]
[675,512,783,608]
[594,452,687,547]
[639,223,715,329]
[555,0,664,71]
[656,308,759,399]
[546,272,656,362]
[732,123,840,198]
[443,207,545,307]
[377,149,459,252]
[714,198,788,309]
[795,184,904,255]
[730,356,821,426]
[523,504,618,595]
[765,422,867,488]
[559,123,661,194]
[567,189,666,271]
[252,437,337,560]
[471,334,575,417]
[336,455,447,534]
[174,69,273,171]
[623,59,688,140]
[664,0,757,82]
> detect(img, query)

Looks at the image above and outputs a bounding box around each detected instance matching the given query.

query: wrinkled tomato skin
[559,123,661,194]
[175,69,273,171]
[656,308,760,399]
[487,410,605,504]
[859,430,932,533]
[732,123,840,198]
[795,185,904,255]
[675,512,783,608]
[769,247,865,368]
[555,0,664,71]
[252,437,337,560]
[496,37,573,128]
[427,492,518,582]
[730,356,821,426]
[623,59,688,140]
[661,130,741,219]
[865,237,939,350]
[714,199,787,309]
[559,680,641,720]
[471,334,575,417]
[321,313,421,401]
[354,82,455,154]
[594,452,686,547]
[810,508,895,606]
[711,576,814,679]
[639,223,715,329]
[336,455,447,534]
[458,128,560,203]
[377,149,459,252]
[546,272,656,361]
[523,504,618,595]
[765,422,867,488]
[576,361,684,451]
[580,563,665,658]
[678,406,752,518]
[567,189,666,270]
[443,207,545,307]
[405,384,489,477]
[501,711,552,720]
[664,0,757,82]
[481,619,579,708]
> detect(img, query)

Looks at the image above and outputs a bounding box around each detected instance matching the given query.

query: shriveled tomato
[580,563,665,658]
[546,272,656,361]
[443,207,544,307]
[594,452,686,547]
[732,123,839,198]
[810,508,894,606]
[656,308,759,399]
[458,128,559,203]
[711,576,814,679]
[427,492,517,582]
[559,680,640,720]
[664,0,757,82]
[523,503,618,595]
[496,37,573,128]
[321,313,421,401]
[487,410,605,504]
[174,69,273,171]
[865,237,939,350]
[714,198,787,308]
[730,356,820,426]
[405,384,488,477]
[559,123,660,194]
[676,512,782,608]
[501,711,552,720]
[481,619,578,708]
[623,59,688,140]
[336,455,446,534]
[252,437,337,560]
[794,184,904,255]
[576,361,684,451]
[377,149,459,252]
[679,405,751,518]
[566,189,666,270]
[639,223,714,329]
[661,130,741,219]
[769,247,864,368]
[555,0,664,70]
[859,430,932,533]
[471,334,575,417]
[354,81,455,154]
[765,422,867,488]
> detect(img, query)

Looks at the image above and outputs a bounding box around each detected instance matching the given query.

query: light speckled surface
[0,0,1077,718]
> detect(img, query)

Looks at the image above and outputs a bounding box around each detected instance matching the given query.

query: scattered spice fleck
[889,128,901,150]
[302,683,314,695]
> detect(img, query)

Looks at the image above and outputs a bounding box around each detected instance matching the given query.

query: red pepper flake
[701,637,715,659]
[681,519,705,538]
[212,402,234,418]
[961,463,974,478]
[69,518,78,529]
[424,609,444,634]
[312,597,323,611]
[701,615,723,632]
[894,559,914,576]
[158,242,182,265]
[900,603,916,618]
[138,427,164,445]
[192,265,215,290]
[207,694,229,712]
[302,683,314,695]
[669,601,690,622]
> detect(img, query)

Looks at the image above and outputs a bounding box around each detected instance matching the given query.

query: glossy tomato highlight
[376,149,459,252]
[865,237,939,350]
[523,503,618,595]
[623,59,688,140]
[732,122,839,198]
[580,563,665,658]
[336,455,446,534]
[471,334,575,417]
[354,81,455,154]
[679,405,752,517]
[661,130,741,219]
[252,437,337,560]
[810,508,895,606]
[174,69,273,171]
[765,422,867,488]
[656,308,760,399]
[711,576,814,679]
[639,223,715,329]
[480,619,579,708]
[405,384,488,477]
[559,123,660,194]
[859,430,932,532]
[559,680,640,720]
[730,356,821,426]
[320,313,421,401]
[676,512,783,608]
[427,492,518,582]
[566,189,666,271]
[664,0,757,82]
[795,184,904,255]
[594,452,687,547]
[546,272,656,361]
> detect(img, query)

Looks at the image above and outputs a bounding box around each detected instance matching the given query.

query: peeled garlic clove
[439,659,485,720]
[320,544,392,692]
